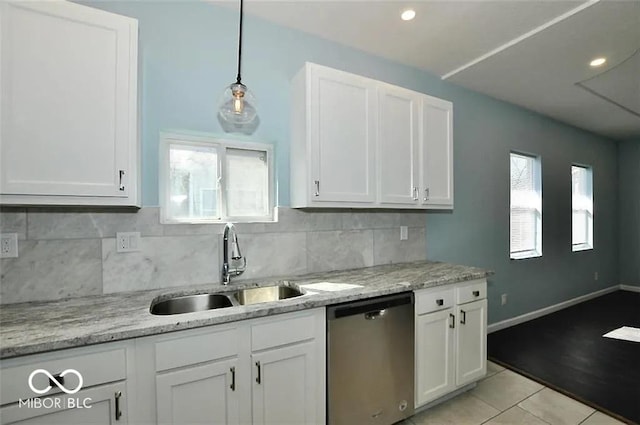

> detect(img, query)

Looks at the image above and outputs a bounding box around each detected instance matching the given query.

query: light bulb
[217,81,259,134]
[233,97,243,114]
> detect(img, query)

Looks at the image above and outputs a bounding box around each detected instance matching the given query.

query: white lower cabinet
[455,299,487,386]
[414,279,487,408]
[0,381,127,425]
[252,342,317,425]
[155,359,240,425]
[136,308,325,425]
[415,309,456,404]
[0,342,134,425]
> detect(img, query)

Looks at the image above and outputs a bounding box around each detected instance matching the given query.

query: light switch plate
[0,233,18,258]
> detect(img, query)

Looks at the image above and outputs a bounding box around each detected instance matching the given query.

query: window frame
[159,131,275,224]
[509,151,543,260]
[571,164,594,252]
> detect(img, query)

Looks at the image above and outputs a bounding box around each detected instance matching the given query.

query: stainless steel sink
[150,293,233,315]
[234,285,303,305]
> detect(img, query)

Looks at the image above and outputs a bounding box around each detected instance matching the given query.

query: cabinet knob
[436,299,444,306]
[473,290,480,297]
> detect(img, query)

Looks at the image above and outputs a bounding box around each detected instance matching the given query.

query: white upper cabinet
[0,1,139,206]
[420,96,454,208]
[377,84,420,206]
[290,62,453,209]
[291,63,377,207]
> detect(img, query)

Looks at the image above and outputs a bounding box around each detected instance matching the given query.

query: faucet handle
[231,235,243,260]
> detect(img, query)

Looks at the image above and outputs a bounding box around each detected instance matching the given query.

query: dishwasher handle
[364,309,387,320]
[327,292,413,320]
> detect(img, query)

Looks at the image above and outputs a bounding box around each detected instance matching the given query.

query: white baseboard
[488,285,621,334]
[620,284,640,293]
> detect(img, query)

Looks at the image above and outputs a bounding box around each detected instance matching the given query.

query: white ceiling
[222,0,640,141]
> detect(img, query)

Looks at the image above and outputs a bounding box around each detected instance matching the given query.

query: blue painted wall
[85,1,620,323]
[618,139,640,287]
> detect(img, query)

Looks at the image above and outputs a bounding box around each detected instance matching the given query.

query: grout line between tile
[578,411,597,424]
[517,387,556,425]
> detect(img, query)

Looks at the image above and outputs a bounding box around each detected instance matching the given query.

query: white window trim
[571,164,594,252]
[509,151,543,260]
[159,131,275,224]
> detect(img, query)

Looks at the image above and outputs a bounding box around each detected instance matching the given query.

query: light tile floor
[403,362,626,425]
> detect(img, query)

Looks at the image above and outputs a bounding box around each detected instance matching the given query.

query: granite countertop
[0,261,492,359]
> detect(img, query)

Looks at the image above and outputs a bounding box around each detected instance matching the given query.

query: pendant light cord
[236,0,244,85]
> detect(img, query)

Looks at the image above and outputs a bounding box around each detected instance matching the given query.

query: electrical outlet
[501,293,508,306]
[594,271,599,281]
[116,232,141,253]
[400,226,408,241]
[0,233,18,258]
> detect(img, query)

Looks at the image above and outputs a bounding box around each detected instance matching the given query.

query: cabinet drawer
[251,310,320,351]
[0,346,126,405]
[415,287,454,315]
[155,326,239,372]
[455,279,487,304]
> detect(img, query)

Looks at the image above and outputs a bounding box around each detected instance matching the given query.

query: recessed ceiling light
[589,57,607,67]
[401,9,416,21]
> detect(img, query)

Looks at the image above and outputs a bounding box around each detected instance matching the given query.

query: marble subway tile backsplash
[307,230,375,273]
[0,239,102,304]
[0,207,427,304]
[102,235,219,293]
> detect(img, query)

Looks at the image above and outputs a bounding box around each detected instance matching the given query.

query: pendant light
[217,0,259,134]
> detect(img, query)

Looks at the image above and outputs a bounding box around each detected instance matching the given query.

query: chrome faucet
[222,223,246,284]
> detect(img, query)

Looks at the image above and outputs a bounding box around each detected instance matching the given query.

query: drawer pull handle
[119,170,125,191]
[436,299,444,306]
[473,290,480,297]
[461,309,466,324]
[449,313,455,329]
[114,391,122,421]
[255,361,261,384]
[230,366,236,391]
[314,180,320,197]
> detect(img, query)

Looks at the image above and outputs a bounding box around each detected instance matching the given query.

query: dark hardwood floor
[488,290,640,425]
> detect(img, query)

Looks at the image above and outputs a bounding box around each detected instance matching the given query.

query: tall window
[160,133,274,223]
[572,165,593,251]
[510,152,542,259]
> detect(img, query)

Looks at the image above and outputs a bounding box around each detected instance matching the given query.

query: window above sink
[159,132,275,224]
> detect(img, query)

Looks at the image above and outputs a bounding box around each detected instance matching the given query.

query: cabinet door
[309,64,376,204]
[156,359,239,425]
[378,84,420,205]
[0,1,138,205]
[252,342,318,425]
[0,381,127,425]
[455,299,487,386]
[420,96,453,208]
[415,309,455,407]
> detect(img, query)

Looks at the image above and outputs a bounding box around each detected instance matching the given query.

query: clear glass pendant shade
[217,82,257,125]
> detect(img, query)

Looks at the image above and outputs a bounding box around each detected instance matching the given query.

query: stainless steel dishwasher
[327,292,414,425]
